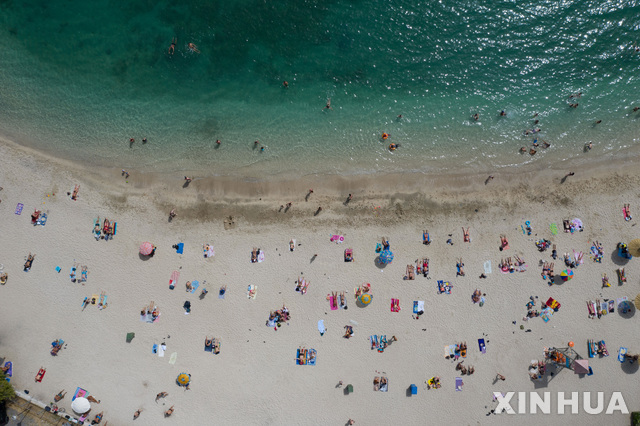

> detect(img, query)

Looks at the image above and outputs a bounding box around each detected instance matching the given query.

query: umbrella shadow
[138,253,151,261]
[610,249,631,266]
[355,298,372,308]
[618,302,635,319]
[621,360,639,374]
[374,257,389,269]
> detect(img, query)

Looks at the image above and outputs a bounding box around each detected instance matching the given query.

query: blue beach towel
[176,243,184,254]
[318,320,325,336]
[190,280,200,293]
[153,344,158,354]
[308,349,317,365]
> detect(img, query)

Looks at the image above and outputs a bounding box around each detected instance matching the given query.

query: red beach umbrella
[139,242,154,256]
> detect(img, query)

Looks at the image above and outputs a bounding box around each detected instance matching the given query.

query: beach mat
[169,352,177,365]
[72,387,87,401]
[190,280,200,294]
[318,320,326,336]
[483,260,492,274]
[158,344,166,357]
[550,223,558,235]
[15,203,23,215]
[478,339,486,354]
[258,250,265,263]
[413,301,424,314]
[169,270,179,290]
[455,377,464,391]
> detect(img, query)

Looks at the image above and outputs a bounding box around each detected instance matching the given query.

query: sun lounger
[455,377,463,391]
[190,280,200,294]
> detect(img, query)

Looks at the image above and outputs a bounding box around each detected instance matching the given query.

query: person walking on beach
[156,392,168,402]
[133,408,142,420]
[564,172,575,178]
[496,373,506,381]
[184,176,192,183]
[169,209,176,219]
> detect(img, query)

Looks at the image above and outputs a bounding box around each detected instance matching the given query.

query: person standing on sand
[169,209,176,219]
[497,373,506,381]
[564,172,575,178]
[184,176,192,183]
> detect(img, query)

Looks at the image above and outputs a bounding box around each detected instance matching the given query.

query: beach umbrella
[139,242,154,256]
[618,300,635,316]
[71,397,91,414]
[379,249,394,264]
[359,293,372,305]
[560,270,573,282]
[634,294,640,310]
[176,373,191,386]
[628,239,640,257]
[573,359,589,374]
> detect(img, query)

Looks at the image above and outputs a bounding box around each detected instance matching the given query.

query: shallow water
[1,0,640,178]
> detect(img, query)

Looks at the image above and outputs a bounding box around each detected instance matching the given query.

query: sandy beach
[1,137,640,425]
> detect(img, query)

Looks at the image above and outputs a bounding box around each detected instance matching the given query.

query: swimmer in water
[473,113,479,121]
[382,133,389,140]
[541,141,550,148]
[389,143,399,151]
[260,146,265,152]
[188,43,200,53]
[283,81,288,88]
[529,148,537,156]
[500,110,506,116]
[325,98,332,110]
[169,37,176,55]
[520,146,527,153]
[569,92,582,99]
[634,107,640,112]
[569,103,578,108]
[216,139,221,145]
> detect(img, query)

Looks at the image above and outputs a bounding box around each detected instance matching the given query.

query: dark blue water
[1,0,640,177]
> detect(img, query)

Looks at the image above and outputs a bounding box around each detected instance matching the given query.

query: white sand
[1,138,639,425]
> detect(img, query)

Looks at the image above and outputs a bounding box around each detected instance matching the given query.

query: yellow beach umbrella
[359,293,372,305]
[634,294,640,310]
[176,373,191,386]
[628,239,640,257]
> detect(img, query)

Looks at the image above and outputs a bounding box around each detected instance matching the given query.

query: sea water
[1,0,640,178]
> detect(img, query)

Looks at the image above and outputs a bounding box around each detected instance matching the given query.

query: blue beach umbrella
[379,249,394,264]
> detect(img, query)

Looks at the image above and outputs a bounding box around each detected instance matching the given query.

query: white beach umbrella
[71,397,91,413]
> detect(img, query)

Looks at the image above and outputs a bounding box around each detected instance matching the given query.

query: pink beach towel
[330,296,338,310]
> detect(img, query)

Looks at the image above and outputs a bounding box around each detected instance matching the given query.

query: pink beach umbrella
[139,242,154,256]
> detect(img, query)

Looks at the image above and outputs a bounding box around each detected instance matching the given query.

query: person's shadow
[560,175,569,184]
[182,181,190,188]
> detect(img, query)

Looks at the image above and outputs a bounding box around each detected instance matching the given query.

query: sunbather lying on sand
[54,390,66,402]
[185,281,193,292]
[213,338,221,354]
[289,239,295,251]
[164,406,174,417]
[382,238,389,250]
[462,227,470,243]
[31,209,40,223]
[456,259,465,276]
[340,292,347,308]
[155,392,168,402]
[343,325,353,339]
[71,185,80,200]
[423,230,431,245]
[251,247,258,263]
[24,253,35,271]
[373,376,381,391]
[602,273,610,288]
[405,264,415,280]
[0,272,7,284]
[499,235,509,251]
[472,289,482,303]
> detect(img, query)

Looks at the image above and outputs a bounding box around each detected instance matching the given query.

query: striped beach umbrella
[560,269,573,282]
[139,242,154,256]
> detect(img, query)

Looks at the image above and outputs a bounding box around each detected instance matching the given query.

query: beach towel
[483,260,492,274]
[169,352,177,365]
[437,280,452,294]
[169,270,179,290]
[296,349,306,365]
[204,244,215,258]
[618,347,627,363]
[390,298,400,312]
[247,285,257,299]
[190,280,200,294]
[204,341,213,353]
[257,250,265,263]
[541,307,553,322]
[318,320,326,336]
[158,344,166,357]
[478,339,486,354]
[413,301,424,314]
[550,223,558,235]
[330,234,344,243]
[444,344,456,358]
[3,362,11,378]
[455,377,464,391]
[72,387,87,401]
[330,295,338,310]
[379,380,388,392]
[15,203,23,215]
[307,349,317,366]
[176,243,184,254]
[153,344,158,354]
[37,213,47,226]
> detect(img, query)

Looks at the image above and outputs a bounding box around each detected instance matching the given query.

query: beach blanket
[318,320,326,336]
[72,387,87,401]
[437,280,452,294]
[330,295,338,310]
[296,349,307,365]
[169,352,177,365]
[158,343,166,357]
[330,234,344,243]
[169,270,179,290]
[190,280,200,294]
[257,250,265,263]
[15,203,23,215]
[308,349,316,365]
[3,362,11,378]
[483,260,492,274]
[390,298,400,312]
[550,223,558,235]
[247,285,257,299]
[541,307,554,322]
[444,344,456,358]
[455,377,464,391]
[37,213,47,226]
[413,301,424,314]
[379,380,388,392]
[204,244,215,258]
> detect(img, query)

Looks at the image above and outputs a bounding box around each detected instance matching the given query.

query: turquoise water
[1,0,640,177]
